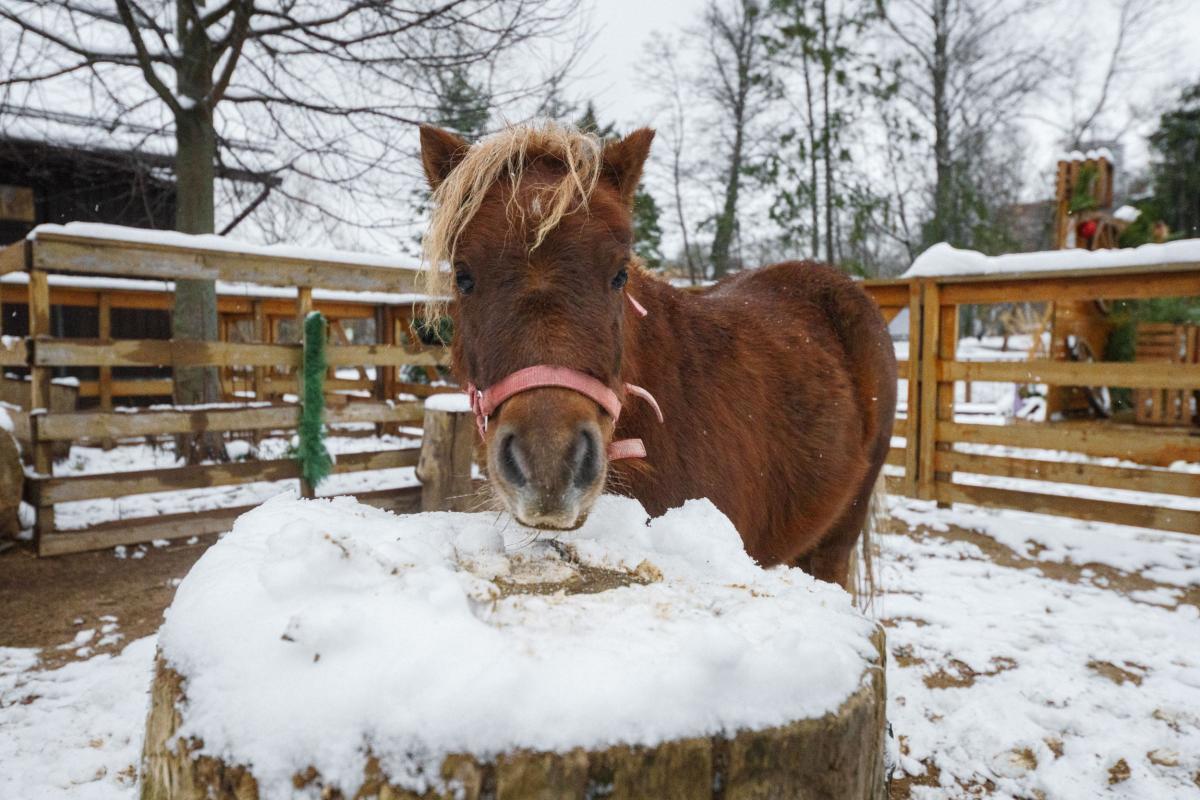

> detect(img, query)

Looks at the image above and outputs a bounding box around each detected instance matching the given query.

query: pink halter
[464,293,663,461]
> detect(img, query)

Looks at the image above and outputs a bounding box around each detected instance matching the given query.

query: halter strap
[464,292,661,461]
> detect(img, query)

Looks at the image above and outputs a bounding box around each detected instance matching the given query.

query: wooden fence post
[252,300,266,403]
[28,264,56,553]
[98,292,115,450]
[416,398,474,512]
[917,280,940,502]
[934,297,959,508]
[904,280,923,498]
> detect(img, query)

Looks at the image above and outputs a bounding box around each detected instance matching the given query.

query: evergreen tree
[761,0,885,269]
[434,69,492,140]
[575,101,616,139]
[1149,83,1200,239]
[633,188,666,269]
[573,104,666,270]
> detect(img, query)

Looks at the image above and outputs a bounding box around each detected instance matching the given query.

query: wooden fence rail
[864,258,1200,537]
[0,229,458,556]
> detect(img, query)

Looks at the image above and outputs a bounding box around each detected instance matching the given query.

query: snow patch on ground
[3,498,1198,799]
[50,434,422,531]
[882,497,1200,798]
[0,637,156,799]
[892,499,1200,584]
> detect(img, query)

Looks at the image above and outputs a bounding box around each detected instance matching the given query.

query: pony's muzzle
[486,390,608,529]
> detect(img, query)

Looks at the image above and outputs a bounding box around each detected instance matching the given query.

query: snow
[29,222,421,274]
[882,497,1200,798]
[424,392,471,413]
[904,239,1200,277]
[1061,147,1115,163]
[156,494,876,796]
[0,637,156,799]
[2,496,1199,798]
[1114,205,1141,223]
[51,433,422,531]
[0,259,430,308]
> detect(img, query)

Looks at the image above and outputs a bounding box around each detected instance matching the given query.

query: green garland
[1069,162,1099,214]
[297,311,333,488]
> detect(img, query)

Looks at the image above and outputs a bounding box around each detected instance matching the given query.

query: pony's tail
[849,474,886,614]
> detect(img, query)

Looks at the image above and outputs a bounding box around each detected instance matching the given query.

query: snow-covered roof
[904,240,1200,279]
[156,494,876,796]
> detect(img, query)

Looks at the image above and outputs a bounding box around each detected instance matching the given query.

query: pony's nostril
[571,428,600,489]
[499,434,528,488]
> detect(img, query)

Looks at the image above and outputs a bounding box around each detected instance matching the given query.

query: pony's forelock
[419,120,605,320]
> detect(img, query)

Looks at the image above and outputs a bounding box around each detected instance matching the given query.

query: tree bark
[141,628,888,799]
[819,0,835,266]
[801,44,820,260]
[173,0,227,463]
[930,0,955,247]
[709,117,745,278]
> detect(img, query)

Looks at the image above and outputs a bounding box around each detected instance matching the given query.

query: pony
[418,121,896,588]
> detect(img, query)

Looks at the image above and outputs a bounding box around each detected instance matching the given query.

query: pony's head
[419,121,654,529]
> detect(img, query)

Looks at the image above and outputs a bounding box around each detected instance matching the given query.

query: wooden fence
[0,230,457,556]
[863,259,1200,536]
[3,228,1199,554]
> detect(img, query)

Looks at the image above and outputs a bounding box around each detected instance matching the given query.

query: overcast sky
[569,0,1200,204]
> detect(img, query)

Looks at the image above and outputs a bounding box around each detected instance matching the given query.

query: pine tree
[633,188,666,269]
[1150,83,1200,238]
[573,104,665,269]
[434,69,492,140]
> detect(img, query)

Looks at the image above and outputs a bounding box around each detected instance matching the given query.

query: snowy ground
[48,430,423,532]
[2,498,1198,798]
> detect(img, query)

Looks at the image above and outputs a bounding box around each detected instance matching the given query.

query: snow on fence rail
[0,225,464,556]
[863,249,1200,536]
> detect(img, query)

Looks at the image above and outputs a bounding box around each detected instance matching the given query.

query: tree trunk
[930,0,955,248]
[671,144,698,284]
[173,0,227,463]
[801,45,820,260]
[819,0,835,266]
[141,632,888,800]
[710,98,746,278]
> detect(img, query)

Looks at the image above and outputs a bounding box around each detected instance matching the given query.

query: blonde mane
[419,120,605,318]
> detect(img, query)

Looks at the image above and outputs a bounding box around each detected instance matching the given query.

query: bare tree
[1054,0,1181,149]
[641,38,702,283]
[879,0,1053,249]
[698,0,773,277]
[1,0,582,458]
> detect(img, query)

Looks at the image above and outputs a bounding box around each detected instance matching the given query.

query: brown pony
[418,121,896,588]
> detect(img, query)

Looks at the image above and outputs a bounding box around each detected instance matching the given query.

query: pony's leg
[793,480,875,589]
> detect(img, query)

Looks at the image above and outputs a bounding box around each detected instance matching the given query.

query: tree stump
[142,495,887,800]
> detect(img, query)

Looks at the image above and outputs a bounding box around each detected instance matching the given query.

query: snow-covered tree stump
[142,496,887,800]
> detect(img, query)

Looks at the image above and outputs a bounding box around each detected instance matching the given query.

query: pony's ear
[601,128,655,207]
[419,126,470,190]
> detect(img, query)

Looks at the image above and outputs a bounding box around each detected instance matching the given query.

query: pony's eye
[455,270,475,295]
[611,268,628,290]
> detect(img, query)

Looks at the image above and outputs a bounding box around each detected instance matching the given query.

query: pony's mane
[419,120,604,317]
